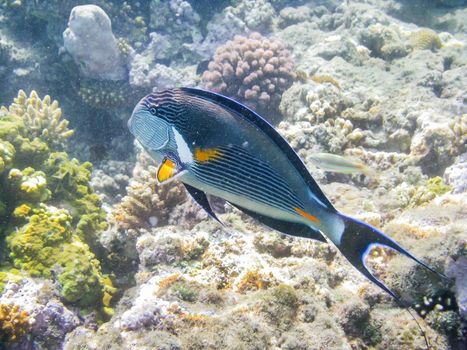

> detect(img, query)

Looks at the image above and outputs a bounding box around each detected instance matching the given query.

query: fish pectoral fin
[157,156,186,183]
[183,184,223,226]
[229,202,326,242]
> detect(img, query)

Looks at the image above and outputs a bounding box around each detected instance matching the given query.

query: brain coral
[202,32,295,121]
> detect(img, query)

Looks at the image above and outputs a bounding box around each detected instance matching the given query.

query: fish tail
[332,213,445,301]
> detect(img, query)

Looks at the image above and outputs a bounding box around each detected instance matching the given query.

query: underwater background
[0,0,466,349]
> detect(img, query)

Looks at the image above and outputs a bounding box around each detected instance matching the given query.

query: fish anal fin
[230,202,326,242]
[184,184,223,226]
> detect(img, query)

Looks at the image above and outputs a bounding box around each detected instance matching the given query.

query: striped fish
[128,87,443,301]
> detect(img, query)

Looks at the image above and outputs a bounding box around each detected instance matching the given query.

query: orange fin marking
[194,148,223,162]
[294,207,320,224]
[157,158,176,182]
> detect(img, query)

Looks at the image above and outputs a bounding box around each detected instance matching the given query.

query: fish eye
[149,106,157,115]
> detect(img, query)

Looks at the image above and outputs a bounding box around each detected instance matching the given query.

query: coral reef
[77,79,135,110]
[0,90,111,314]
[63,5,126,80]
[148,0,201,63]
[0,303,31,343]
[1,0,466,349]
[1,90,73,150]
[0,278,80,349]
[410,28,443,51]
[112,143,188,230]
[226,0,276,33]
[202,32,295,120]
[444,152,467,194]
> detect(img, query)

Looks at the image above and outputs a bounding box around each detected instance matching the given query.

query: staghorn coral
[1,90,73,150]
[0,303,31,343]
[202,32,295,120]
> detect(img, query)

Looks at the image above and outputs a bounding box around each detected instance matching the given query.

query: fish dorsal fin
[179,87,336,212]
[229,202,326,242]
[184,183,223,226]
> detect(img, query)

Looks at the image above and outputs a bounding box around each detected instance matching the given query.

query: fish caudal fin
[335,213,445,301]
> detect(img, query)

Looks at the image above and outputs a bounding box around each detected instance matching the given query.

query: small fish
[309,152,374,176]
[128,88,443,301]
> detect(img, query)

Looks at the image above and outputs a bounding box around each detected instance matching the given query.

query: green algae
[260,284,299,329]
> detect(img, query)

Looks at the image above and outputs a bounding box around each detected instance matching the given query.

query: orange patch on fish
[194,147,223,162]
[294,207,320,224]
[157,158,176,182]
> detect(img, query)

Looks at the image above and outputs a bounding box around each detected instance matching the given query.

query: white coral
[63,5,126,80]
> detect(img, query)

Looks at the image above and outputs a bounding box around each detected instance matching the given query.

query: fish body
[128,87,442,300]
[309,152,373,176]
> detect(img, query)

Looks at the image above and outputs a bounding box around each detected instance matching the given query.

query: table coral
[202,32,295,121]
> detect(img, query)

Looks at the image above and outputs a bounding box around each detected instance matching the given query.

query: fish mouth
[128,100,145,134]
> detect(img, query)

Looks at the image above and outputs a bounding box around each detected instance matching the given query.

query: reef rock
[63,5,126,81]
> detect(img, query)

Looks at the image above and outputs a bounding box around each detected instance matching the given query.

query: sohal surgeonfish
[128,87,443,302]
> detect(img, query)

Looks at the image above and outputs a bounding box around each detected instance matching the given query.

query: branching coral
[112,145,187,230]
[202,32,295,120]
[0,303,31,342]
[1,90,73,150]
[398,176,452,208]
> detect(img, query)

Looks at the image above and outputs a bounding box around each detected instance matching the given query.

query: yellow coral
[237,269,273,293]
[310,74,341,89]
[0,304,31,342]
[159,273,181,290]
[449,114,467,150]
[13,204,31,218]
[410,29,442,51]
[6,90,74,149]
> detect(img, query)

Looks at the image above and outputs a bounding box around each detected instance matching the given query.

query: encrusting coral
[0,303,31,343]
[202,32,295,121]
[0,90,113,315]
